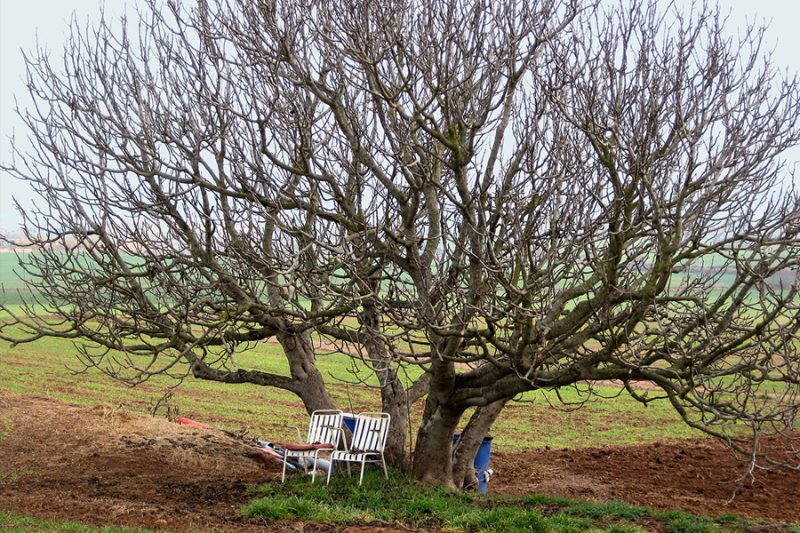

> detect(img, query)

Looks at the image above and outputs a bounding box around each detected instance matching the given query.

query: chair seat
[284,442,334,452]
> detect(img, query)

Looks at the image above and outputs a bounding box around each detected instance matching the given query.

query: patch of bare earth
[1,389,799,531]
[492,435,800,523]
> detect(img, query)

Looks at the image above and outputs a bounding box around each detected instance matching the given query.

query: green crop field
[0,321,707,450]
[0,252,39,307]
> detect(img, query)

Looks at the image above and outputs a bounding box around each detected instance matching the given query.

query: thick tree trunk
[381,369,433,472]
[452,398,508,488]
[411,396,465,486]
[277,331,336,413]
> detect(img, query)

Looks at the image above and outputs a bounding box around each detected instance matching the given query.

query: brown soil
[1,390,798,532]
[492,436,800,524]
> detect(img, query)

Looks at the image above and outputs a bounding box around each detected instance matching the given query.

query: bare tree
[400,2,800,485]
[2,0,799,488]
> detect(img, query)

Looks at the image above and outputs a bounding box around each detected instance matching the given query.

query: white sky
[1,0,799,231]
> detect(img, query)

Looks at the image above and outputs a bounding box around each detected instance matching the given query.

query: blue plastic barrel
[453,434,494,494]
[342,413,357,433]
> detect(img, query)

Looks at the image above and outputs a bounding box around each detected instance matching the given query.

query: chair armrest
[285,442,335,451]
[326,426,349,450]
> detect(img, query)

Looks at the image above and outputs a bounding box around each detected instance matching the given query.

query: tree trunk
[452,398,508,488]
[357,297,420,471]
[411,395,464,486]
[277,331,336,413]
[379,365,412,471]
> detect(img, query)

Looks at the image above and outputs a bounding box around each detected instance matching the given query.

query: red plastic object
[175,417,211,429]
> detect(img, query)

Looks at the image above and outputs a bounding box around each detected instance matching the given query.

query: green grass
[491,388,705,450]
[0,320,713,451]
[244,495,369,523]
[0,252,34,287]
[0,510,155,533]
[243,472,769,532]
[0,323,378,441]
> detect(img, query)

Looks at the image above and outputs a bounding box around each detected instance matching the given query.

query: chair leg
[359,458,366,486]
[311,452,318,483]
[326,457,334,485]
[381,454,388,479]
[281,454,288,483]
[346,460,351,477]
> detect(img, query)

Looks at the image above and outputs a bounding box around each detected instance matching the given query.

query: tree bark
[276,331,336,414]
[452,398,508,488]
[380,367,412,472]
[411,395,465,486]
[187,329,334,414]
[358,295,429,472]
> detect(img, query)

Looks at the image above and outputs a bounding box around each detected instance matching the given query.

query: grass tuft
[662,510,720,533]
[0,510,154,533]
[447,506,550,533]
[0,415,12,444]
[243,495,367,523]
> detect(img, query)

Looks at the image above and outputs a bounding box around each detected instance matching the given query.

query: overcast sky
[1,0,799,231]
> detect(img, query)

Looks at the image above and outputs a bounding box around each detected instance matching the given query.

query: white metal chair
[282,409,343,483]
[326,412,390,486]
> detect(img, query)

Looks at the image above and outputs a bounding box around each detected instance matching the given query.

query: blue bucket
[453,434,494,494]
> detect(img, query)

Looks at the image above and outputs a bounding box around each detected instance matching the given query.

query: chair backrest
[351,412,390,452]
[307,409,344,446]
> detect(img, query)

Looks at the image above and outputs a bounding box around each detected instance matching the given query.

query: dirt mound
[492,436,800,523]
[0,390,283,532]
